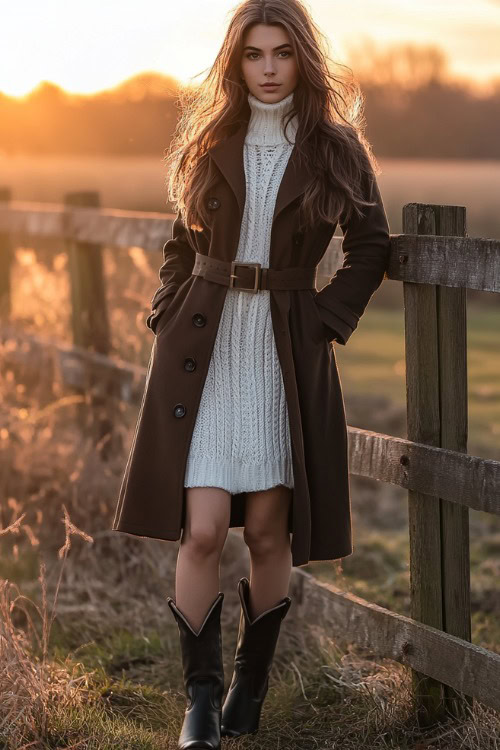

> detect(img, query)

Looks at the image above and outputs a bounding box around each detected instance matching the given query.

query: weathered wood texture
[349,428,499,515]
[63,192,118,457]
[64,192,110,354]
[390,233,500,292]
[403,203,471,723]
[288,567,500,713]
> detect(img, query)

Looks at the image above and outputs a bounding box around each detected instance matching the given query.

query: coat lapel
[208,119,314,225]
[208,121,248,220]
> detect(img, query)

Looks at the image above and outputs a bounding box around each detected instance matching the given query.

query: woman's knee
[243,486,291,556]
[181,486,230,558]
[243,525,287,557]
[183,523,225,558]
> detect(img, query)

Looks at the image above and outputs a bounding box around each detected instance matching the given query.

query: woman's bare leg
[175,486,231,632]
[243,484,293,619]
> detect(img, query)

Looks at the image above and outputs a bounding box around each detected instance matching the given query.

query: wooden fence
[0,188,499,726]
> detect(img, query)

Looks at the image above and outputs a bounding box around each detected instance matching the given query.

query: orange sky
[2,0,500,97]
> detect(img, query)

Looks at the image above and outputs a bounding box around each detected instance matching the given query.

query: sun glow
[1,0,499,98]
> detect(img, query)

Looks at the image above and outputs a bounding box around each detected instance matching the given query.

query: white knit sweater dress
[184,90,298,493]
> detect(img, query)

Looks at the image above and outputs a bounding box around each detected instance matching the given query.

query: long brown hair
[164,0,380,233]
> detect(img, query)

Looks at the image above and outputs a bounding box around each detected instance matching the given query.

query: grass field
[1,157,499,745]
[1,294,499,746]
[334,303,500,460]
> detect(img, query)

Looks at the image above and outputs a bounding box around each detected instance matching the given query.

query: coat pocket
[154,281,191,338]
[147,291,176,335]
[308,290,329,345]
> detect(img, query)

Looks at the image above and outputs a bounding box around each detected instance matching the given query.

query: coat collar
[207,119,314,224]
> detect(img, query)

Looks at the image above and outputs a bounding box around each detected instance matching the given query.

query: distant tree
[98,72,181,103]
[1,63,500,158]
[346,40,448,89]
[27,80,70,104]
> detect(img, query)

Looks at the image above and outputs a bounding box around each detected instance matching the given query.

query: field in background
[2,154,500,239]
[336,302,500,460]
[1,155,499,746]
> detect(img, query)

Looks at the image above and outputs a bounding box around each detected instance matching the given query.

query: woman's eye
[245,51,292,60]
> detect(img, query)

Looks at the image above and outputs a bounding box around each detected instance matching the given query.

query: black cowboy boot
[167,591,224,750]
[220,577,291,738]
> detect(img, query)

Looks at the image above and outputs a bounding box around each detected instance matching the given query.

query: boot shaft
[167,592,225,748]
[167,592,224,695]
[220,577,292,736]
[234,578,291,682]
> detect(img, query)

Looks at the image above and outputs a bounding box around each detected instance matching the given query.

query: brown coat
[112,119,391,567]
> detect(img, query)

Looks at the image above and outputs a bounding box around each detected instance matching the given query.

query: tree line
[1,43,499,159]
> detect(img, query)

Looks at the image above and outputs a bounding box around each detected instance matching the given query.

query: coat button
[173,403,186,418]
[184,357,197,372]
[192,312,206,327]
[293,231,304,248]
[207,197,220,210]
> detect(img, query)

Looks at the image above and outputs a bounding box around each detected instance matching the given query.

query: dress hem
[184,454,294,494]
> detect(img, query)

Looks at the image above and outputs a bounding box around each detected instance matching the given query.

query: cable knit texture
[184,90,298,492]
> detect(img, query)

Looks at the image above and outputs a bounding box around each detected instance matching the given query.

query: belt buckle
[229,261,261,293]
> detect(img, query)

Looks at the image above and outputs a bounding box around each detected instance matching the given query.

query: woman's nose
[263,58,277,74]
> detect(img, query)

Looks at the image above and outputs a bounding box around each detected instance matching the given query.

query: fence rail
[2,200,500,287]
[1,321,498,517]
[0,190,499,725]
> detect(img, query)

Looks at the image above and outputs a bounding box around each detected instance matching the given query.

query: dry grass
[0,511,93,748]
[2,514,500,750]
[1,267,500,747]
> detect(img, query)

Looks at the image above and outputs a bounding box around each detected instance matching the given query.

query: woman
[112,0,391,747]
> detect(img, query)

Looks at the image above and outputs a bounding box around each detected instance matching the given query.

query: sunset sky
[2,0,500,97]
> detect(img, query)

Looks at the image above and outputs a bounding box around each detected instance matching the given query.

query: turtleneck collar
[245,90,299,146]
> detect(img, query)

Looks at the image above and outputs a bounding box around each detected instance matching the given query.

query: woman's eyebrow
[243,43,292,52]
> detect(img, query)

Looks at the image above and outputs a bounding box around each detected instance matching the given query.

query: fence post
[403,203,472,726]
[0,187,13,321]
[64,191,118,459]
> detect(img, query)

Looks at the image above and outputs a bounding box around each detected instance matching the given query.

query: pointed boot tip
[212,592,224,614]
[237,578,291,613]
[234,582,252,627]
[237,577,250,598]
[236,577,248,594]
[213,593,224,617]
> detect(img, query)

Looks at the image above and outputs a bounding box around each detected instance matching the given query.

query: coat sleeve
[146,211,197,332]
[313,164,391,345]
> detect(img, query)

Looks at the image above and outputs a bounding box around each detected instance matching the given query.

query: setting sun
[1,0,500,98]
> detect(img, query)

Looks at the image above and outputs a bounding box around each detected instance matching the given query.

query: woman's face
[240,23,299,103]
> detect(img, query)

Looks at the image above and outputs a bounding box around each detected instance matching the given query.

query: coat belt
[192,252,317,293]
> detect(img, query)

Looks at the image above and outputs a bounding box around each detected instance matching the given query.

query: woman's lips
[261,84,280,88]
